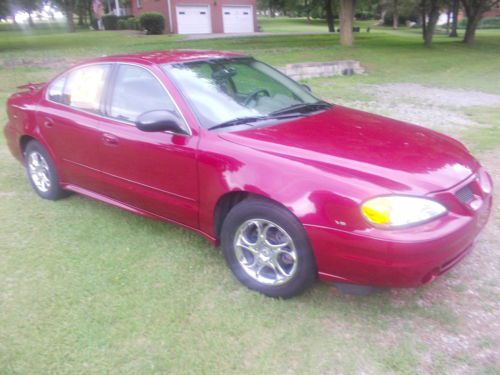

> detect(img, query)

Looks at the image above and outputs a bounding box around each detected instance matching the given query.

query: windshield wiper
[208,114,303,131]
[269,101,331,116]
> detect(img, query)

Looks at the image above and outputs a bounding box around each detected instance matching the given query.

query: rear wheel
[25,141,67,200]
[221,198,316,298]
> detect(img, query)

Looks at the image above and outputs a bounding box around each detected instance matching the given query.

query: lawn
[1,19,499,374]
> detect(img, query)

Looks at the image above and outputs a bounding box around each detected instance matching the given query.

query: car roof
[85,50,247,66]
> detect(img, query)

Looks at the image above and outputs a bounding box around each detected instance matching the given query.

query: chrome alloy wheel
[28,151,51,193]
[233,219,298,286]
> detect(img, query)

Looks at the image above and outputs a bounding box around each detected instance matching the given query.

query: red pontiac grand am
[4,50,493,298]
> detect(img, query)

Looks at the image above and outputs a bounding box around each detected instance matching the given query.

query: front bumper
[306,171,493,288]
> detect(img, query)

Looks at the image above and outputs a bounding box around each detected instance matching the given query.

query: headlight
[478,170,492,194]
[361,196,447,228]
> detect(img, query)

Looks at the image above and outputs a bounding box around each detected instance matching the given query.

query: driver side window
[109,65,177,123]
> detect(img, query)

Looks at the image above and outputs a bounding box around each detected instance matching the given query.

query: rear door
[96,63,199,227]
[37,63,111,191]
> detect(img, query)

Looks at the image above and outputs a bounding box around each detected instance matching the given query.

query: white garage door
[176,5,211,34]
[222,6,253,33]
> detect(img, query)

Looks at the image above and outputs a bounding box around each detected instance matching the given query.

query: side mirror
[135,110,188,135]
[301,84,312,92]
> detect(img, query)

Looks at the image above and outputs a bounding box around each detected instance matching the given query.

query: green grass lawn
[1,19,499,374]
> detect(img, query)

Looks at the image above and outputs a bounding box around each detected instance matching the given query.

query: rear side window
[63,64,110,113]
[47,75,66,103]
[109,64,176,122]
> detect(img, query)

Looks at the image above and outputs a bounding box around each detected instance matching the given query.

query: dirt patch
[337,99,477,134]
[367,83,500,108]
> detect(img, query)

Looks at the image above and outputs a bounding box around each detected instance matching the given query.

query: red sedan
[4,50,493,298]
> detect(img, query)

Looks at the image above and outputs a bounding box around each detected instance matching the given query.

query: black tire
[24,141,67,200]
[221,198,316,298]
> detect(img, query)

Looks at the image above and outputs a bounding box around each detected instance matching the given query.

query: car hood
[219,105,479,194]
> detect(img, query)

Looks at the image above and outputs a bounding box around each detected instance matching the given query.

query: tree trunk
[393,0,398,29]
[380,9,387,25]
[339,0,355,45]
[421,0,427,41]
[424,0,440,47]
[463,13,481,43]
[65,1,76,33]
[449,0,459,37]
[446,7,450,33]
[78,8,84,26]
[27,11,34,26]
[461,0,487,44]
[325,0,335,32]
[10,5,18,24]
[88,2,94,25]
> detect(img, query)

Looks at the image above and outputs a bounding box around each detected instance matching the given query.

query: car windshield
[161,58,329,130]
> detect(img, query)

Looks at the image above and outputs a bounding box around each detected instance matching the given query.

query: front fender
[197,132,385,238]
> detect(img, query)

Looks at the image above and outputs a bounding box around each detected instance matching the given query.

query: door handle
[102,133,118,146]
[43,118,54,128]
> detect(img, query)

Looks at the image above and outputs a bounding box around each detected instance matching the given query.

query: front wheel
[221,198,316,298]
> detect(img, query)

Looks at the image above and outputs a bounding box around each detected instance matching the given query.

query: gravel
[334,83,500,135]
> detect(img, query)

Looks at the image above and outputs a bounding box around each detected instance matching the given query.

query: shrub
[140,12,165,34]
[102,15,119,30]
[459,17,500,29]
[480,17,500,29]
[355,11,375,20]
[128,17,142,30]
[117,19,128,30]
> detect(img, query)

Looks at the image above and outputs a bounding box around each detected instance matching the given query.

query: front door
[96,64,198,228]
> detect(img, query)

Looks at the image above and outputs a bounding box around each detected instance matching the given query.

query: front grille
[456,184,474,204]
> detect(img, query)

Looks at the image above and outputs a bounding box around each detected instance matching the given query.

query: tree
[55,0,76,32]
[339,0,355,45]
[449,0,459,36]
[74,0,93,26]
[0,0,10,20]
[460,0,500,44]
[421,0,441,47]
[259,0,287,17]
[302,0,321,21]
[18,0,40,26]
[325,0,335,31]
[392,0,399,28]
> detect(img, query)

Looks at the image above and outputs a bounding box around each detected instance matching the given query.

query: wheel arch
[20,135,36,157]
[19,134,60,169]
[213,190,303,242]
